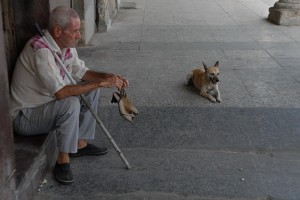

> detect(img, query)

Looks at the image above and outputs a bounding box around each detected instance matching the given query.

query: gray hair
[48,6,79,31]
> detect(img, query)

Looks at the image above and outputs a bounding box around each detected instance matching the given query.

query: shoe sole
[55,176,74,185]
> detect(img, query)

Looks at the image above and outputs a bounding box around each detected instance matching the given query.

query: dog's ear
[202,61,208,71]
[214,61,219,67]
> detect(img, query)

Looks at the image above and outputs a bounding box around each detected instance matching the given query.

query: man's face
[57,17,81,48]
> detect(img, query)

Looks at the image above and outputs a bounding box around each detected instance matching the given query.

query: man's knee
[59,96,81,115]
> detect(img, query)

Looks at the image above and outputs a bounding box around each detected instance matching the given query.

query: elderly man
[10,6,128,184]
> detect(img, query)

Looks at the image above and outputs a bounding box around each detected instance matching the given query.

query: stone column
[268,0,300,25]
[96,0,118,32]
[72,0,96,46]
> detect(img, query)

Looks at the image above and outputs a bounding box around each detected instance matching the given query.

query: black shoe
[54,163,74,185]
[69,143,108,157]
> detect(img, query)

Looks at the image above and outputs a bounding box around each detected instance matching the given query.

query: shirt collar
[44,30,61,54]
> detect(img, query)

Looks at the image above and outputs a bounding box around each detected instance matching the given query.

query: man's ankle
[57,152,70,164]
[77,139,87,149]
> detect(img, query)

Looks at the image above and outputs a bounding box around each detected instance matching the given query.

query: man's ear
[53,25,62,38]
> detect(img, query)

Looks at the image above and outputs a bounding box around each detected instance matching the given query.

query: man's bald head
[48,6,80,31]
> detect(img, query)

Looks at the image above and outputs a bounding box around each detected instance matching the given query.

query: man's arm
[54,70,128,99]
[82,70,129,87]
[81,70,113,81]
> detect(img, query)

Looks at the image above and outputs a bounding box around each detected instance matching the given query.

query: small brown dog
[185,61,222,103]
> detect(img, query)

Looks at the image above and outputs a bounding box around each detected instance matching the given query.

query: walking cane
[34,23,132,170]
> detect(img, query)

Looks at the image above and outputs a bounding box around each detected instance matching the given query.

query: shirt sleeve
[33,48,66,96]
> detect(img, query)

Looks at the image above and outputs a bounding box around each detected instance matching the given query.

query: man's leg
[78,89,100,141]
[13,96,80,153]
[13,97,81,184]
[70,89,108,157]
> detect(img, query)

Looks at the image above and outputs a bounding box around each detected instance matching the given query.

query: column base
[269,8,300,25]
[268,1,300,25]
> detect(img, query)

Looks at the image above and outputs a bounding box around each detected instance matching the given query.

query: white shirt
[10,30,89,119]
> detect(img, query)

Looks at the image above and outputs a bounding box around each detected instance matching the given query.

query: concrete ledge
[14,132,58,200]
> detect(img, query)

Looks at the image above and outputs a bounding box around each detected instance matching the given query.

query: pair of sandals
[111,88,139,122]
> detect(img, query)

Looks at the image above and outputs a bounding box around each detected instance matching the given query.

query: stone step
[14,133,58,200]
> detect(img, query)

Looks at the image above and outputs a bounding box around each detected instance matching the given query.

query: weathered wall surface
[0,2,16,200]
[12,0,49,55]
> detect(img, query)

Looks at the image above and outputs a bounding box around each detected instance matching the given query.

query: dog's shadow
[181,82,199,96]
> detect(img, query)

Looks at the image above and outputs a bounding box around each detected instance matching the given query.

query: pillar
[71,0,97,45]
[96,0,119,32]
[268,0,300,25]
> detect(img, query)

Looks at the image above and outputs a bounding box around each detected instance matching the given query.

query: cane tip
[126,165,132,170]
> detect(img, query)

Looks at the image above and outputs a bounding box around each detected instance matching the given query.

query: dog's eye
[217,73,219,75]
[210,73,215,75]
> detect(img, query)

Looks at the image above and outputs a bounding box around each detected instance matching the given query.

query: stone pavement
[35,0,300,199]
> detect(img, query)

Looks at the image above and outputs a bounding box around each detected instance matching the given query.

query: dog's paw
[209,97,217,103]
[216,97,222,103]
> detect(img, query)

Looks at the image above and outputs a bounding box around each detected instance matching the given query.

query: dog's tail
[184,73,193,86]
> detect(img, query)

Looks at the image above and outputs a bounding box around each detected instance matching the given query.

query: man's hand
[116,75,129,89]
[55,75,128,99]
[99,75,128,90]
